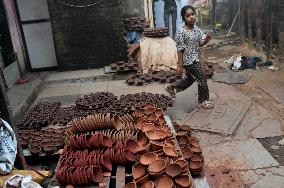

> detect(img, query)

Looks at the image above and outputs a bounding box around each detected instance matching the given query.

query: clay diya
[189,138,201,148]
[124,182,137,188]
[141,181,154,188]
[20,140,29,149]
[136,174,150,186]
[140,152,158,166]
[125,139,139,153]
[147,159,166,173]
[182,147,193,160]
[141,123,155,133]
[191,155,204,164]
[176,130,187,137]
[154,175,174,188]
[189,160,203,176]
[145,130,169,141]
[29,146,41,156]
[190,147,202,155]
[164,139,175,148]
[163,146,178,158]
[175,174,193,188]
[154,108,163,118]
[149,140,164,151]
[165,163,182,178]
[133,163,146,180]
[179,136,188,145]
[179,125,191,132]
[175,159,189,173]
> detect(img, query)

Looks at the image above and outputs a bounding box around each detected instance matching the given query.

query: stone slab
[212,71,249,84]
[251,175,284,188]
[203,139,279,170]
[261,81,284,104]
[182,99,251,134]
[251,119,284,138]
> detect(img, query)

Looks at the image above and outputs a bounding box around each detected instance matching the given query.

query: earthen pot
[133,163,146,180]
[174,159,188,170]
[29,146,41,156]
[190,147,202,155]
[189,161,202,172]
[175,175,193,188]
[191,155,204,164]
[142,181,154,188]
[147,159,166,173]
[124,182,137,188]
[135,143,150,155]
[90,166,103,183]
[140,152,158,166]
[179,125,191,132]
[182,147,193,160]
[20,140,29,149]
[149,140,164,151]
[125,139,139,153]
[154,175,174,188]
[147,113,157,122]
[176,130,187,137]
[141,123,155,133]
[179,136,188,145]
[146,130,168,141]
[137,133,148,146]
[166,163,182,178]
[164,158,174,167]
[135,109,145,118]
[164,139,175,148]
[163,146,178,158]
[189,139,201,148]
[136,174,150,186]
[43,145,55,155]
[154,108,163,118]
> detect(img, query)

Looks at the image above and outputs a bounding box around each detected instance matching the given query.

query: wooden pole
[0,45,27,169]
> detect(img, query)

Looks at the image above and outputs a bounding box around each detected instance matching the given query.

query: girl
[166,5,214,109]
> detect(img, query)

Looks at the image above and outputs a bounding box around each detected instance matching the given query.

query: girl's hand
[177,64,184,76]
[205,34,212,43]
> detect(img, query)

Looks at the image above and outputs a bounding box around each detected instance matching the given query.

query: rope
[55,0,104,8]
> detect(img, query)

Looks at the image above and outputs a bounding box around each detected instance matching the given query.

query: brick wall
[47,0,127,70]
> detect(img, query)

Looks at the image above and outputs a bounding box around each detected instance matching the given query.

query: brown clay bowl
[163,146,178,158]
[135,109,145,118]
[135,143,150,155]
[179,125,191,132]
[140,152,158,166]
[147,113,157,122]
[125,139,139,153]
[189,161,202,171]
[154,175,174,188]
[176,130,187,137]
[182,147,193,160]
[145,130,169,141]
[190,139,201,148]
[179,136,188,145]
[164,157,174,167]
[149,140,164,151]
[136,174,150,186]
[147,159,166,173]
[154,108,163,118]
[165,163,182,178]
[174,159,188,170]
[124,182,137,188]
[191,155,204,163]
[175,174,193,188]
[141,123,155,133]
[164,139,175,148]
[29,146,41,156]
[142,181,154,188]
[133,163,146,180]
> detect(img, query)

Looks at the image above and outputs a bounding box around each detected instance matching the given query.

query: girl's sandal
[198,101,214,109]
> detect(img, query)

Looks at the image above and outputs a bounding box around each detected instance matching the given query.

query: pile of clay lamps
[124,105,193,188]
[174,122,204,176]
[70,113,136,133]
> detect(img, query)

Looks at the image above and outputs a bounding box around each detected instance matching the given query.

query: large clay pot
[175,174,193,188]
[154,175,173,188]
[166,163,182,178]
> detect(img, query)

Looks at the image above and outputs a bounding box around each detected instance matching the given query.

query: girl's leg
[185,62,213,108]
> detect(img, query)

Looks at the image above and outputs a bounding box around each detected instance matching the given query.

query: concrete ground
[9,43,284,187]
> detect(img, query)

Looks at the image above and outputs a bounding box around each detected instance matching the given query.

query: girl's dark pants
[173,62,209,103]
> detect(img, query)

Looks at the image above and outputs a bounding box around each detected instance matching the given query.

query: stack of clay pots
[174,122,204,176]
[126,70,180,86]
[75,92,117,110]
[16,102,61,130]
[70,113,136,134]
[144,27,169,38]
[124,105,193,187]
[18,128,66,156]
[110,60,138,72]
[124,17,150,31]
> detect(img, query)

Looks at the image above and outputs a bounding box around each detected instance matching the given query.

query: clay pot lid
[189,160,202,170]
[124,182,137,188]
[175,174,193,188]
[141,181,154,188]
[147,159,166,173]
[190,147,202,155]
[133,163,146,180]
[141,123,155,133]
[163,146,179,158]
[154,175,174,188]
[125,139,139,153]
[174,159,188,169]
[140,152,158,165]
[166,163,182,177]
[180,125,191,131]
[149,140,164,151]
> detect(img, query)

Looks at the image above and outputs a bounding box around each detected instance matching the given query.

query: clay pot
[190,147,202,155]
[145,130,169,141]
[125,139,139,153]
[147,159,166,174]
[189,161,202,172]
[181,147,193,160]
[154,108,163,118]
[189,139,201,148]
[147,114,157,122]
[136,174,150,186]
[140,152,158,166]
[166,164,182,178]
[154,175,173,188]
[29,146,41,155]
[176,130,187,137]
[142,181,154,188]
[127,79,135,85]
[179,136,188,145]
[175,175,193,188]
[133,163,146,180]
[135,109,145,118]
[43,145,55,155]
[141,123,155,133]
[124,182,137,188]
[174,159,188,171]
[137,133,148,146]
[163,146,178,158]
[179,125,191,132]
[191,155,204,164]
[20,140,29,149]
[164,139,175,148]
[149,141,164,151]
[164,158,174,167]
[135,143,150,155]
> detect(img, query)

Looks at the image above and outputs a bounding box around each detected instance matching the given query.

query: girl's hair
[181,5,196,22]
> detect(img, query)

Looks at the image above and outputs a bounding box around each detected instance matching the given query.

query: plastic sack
[3,174,43,188]
[0,118,17,175]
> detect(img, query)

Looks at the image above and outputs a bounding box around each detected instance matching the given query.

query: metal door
[16,0,57,69]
